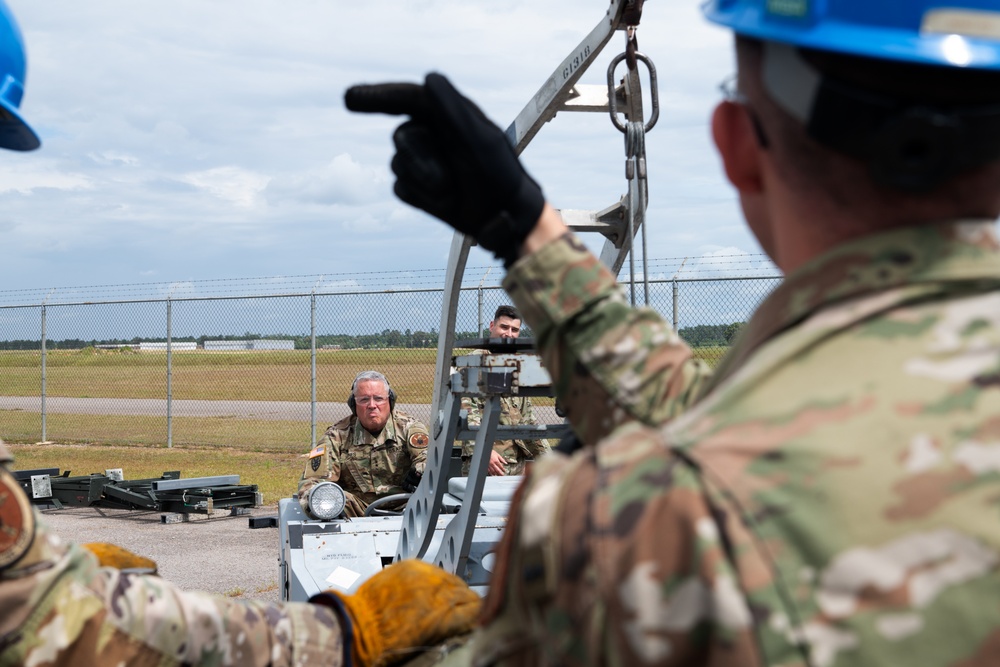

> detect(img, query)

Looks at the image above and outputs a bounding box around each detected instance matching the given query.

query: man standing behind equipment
[299,370,429,517]
[461,305,551,476]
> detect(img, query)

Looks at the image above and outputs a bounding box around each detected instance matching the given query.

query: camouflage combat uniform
[299,410,429,517]
[461,395,551,476]
[459,222,1000,666]
[0,441,347,667]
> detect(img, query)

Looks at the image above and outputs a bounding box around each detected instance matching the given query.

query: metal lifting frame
[396,0,657,576]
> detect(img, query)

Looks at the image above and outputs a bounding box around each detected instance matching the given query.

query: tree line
[0,322,743,351]
[677,322,745,347]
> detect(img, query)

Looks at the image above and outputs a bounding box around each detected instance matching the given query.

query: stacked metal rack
[14,467,261,517]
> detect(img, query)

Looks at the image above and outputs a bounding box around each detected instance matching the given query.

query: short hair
[493,305,520,322]
[351,370,391,396]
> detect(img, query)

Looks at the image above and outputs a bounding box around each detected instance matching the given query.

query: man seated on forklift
[298,370,430,518]
[460,305,551,476]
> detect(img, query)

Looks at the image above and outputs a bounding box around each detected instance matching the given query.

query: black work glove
[401,467,422,493]
[345,73,545,266]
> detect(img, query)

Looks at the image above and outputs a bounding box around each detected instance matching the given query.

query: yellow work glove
[311,559,481,667]
[81,542,158,574]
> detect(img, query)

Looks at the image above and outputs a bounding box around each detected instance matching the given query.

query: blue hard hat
[0,0,38,151]
[703,0,1000,70]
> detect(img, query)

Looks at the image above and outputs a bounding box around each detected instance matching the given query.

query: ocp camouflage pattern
[0,511,346,666]
[504,232,714,446]
[470,221,1000,666]
[461,395,551,476]
[299,409,429,517]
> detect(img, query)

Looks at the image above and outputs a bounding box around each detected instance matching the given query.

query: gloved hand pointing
[345,73,545,267]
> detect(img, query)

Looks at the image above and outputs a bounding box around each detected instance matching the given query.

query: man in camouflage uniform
[299,370,429,517]
[348,1,1000,664]
[461,305,551,476]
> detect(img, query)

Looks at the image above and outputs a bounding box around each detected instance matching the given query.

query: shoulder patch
[409,433,429,448]
[307,445,325,459]
[0,468,35,570]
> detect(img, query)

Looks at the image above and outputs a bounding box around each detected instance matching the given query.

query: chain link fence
[0,276,780,452]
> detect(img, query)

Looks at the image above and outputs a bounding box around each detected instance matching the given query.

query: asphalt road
[0,396,560,427]
[38,503,285,603]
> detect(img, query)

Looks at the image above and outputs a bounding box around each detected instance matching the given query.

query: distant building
[139,342,198,351]
[203,339,295,351]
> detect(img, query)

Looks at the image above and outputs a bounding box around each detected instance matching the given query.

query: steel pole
[477,287,483,336]
[310,293,317,444]
[166,298,172,448]
[40,305,46,442]
[672,279,679,332]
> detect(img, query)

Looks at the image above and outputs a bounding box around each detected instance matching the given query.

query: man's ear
[712,100,764,194]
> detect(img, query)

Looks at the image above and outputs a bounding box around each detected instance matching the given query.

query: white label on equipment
[325,566,361,589]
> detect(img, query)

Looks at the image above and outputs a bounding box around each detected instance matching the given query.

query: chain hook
[606,49,660,134]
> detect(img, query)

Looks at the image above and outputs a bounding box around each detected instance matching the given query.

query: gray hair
[351,370,391,396]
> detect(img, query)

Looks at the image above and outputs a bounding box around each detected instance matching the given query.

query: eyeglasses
[718,73,770,148]
[356,395,388,406]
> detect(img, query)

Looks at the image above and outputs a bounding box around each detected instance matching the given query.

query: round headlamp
[307,482,346,521]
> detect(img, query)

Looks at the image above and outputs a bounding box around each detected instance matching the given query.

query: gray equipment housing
[277,474,517,599]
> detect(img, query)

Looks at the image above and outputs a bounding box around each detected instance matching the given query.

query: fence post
[477,267,493,336]
[310,293,317,445]
[672,278,679,332]
[166,297,173,448]
[671,258,687,333]
[40,305,46,442]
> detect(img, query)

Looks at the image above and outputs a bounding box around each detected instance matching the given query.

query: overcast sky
[0,0,770,301]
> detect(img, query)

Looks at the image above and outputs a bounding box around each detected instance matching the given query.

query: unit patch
[306,445,325,471]
[0,468,35,570]
[410,433,429,448]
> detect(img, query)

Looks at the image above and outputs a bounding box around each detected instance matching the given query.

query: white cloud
[265,153,387,206]
[341,211,392,235]
[178,166,270,208]
[0,160,91,193]
[87,151,139,167]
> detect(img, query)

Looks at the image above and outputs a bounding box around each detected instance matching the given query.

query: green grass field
[0,348,441,402]
[0,345,729,402]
